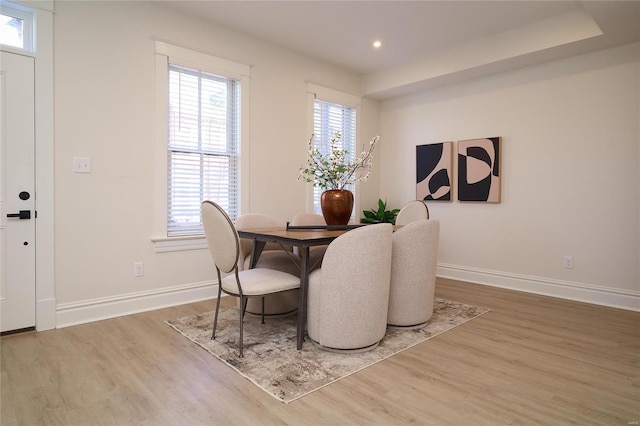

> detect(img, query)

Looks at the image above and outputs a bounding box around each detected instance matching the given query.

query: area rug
[166,298,489,403]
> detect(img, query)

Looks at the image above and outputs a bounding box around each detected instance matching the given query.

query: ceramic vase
[320,189,354,225]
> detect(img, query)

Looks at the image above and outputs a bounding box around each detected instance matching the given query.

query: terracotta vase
[320,190,354,225]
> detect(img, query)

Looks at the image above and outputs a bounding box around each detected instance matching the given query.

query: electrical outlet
[73,157,91,173]
[133,262,144,277]
[563,256,574,269]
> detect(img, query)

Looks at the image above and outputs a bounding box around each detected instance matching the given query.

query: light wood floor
[2,278,638,425]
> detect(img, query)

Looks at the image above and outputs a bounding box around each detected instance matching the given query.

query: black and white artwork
[416,142,452,201]
[457,137,501,203]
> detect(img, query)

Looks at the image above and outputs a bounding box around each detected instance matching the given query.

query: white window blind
[312,98,357,215]
[167,64,240,236]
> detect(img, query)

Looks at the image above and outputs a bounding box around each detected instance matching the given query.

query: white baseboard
[437,263,640,312]
[53,266,639,329]
[56,280,218,328]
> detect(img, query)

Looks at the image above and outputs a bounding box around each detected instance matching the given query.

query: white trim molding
[155,40,251,79]
[152,40,251,240]
[56,280,219,328]
[151,235,208,253]
[438,263,640,312]
[34,4,56,331]
[37,298,56,330]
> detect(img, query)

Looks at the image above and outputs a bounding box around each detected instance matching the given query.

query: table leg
[249,241,267,269]
[296,245,310,350]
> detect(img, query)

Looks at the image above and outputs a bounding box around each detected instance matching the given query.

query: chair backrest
[388,219,440,326]
[395,200,429,225]
[310,223,393,349]
[235,213,290,260]
[201,201,240,273]
[291,213,326,227]
[291,213,328,259]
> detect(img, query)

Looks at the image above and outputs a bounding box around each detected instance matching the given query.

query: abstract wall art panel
[416,142,452,201]
[457,137,501,203]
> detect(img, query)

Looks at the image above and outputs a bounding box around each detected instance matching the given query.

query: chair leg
[239,296,245,357]
[211,286,223,340]
[242,298,248,319]
[261,296,265,324]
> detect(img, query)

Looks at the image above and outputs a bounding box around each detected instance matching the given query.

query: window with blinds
[167,64,240,236]
[312,98,357,215]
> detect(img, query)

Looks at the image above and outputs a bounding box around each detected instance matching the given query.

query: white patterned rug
[166,298,489,403]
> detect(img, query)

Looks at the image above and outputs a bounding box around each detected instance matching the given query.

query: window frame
[0,1,34,52]
[153,41,250,252]
[167,63,240,236]
[305,83,362,220]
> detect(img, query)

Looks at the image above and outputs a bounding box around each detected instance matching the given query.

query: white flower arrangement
[298,131,379,191]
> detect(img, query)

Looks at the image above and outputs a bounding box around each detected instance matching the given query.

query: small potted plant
[360,199,400,225]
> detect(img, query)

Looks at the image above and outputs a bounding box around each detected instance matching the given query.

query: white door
[0,51,36,332]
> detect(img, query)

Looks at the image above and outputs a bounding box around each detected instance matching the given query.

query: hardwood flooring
[1,278,638,425]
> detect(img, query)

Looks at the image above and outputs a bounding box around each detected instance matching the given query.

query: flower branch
[298,132,379,191]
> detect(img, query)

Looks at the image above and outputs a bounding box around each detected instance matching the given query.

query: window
[167,64,240,236]
[312,98,357,215]
[154,41,250,245]
[0,2,34,52]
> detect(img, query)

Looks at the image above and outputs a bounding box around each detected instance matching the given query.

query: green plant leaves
[360,199,400,224]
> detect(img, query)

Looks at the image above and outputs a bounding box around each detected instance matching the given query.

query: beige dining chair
[387,219,440,329]
[291,213,327,271]
[236,213,300,317]
[307,223,393,352]
[291,213,326,227]
[395,200,429,225]
[201,201,300,357]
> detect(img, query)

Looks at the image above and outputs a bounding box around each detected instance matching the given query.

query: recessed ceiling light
[373,40,382,49]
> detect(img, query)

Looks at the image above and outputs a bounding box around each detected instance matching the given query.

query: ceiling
[159,1,640,99]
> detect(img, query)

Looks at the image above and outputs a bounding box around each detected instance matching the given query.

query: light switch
[73,157,91,173]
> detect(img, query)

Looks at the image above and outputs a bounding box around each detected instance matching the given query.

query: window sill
[151,235,208,253]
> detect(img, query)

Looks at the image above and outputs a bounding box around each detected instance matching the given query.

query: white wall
[53,1,380,325]
[379,42,640,310]
[52,1,638,326]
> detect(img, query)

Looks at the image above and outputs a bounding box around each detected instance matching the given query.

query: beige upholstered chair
[307,223,393,352]
[387,219,440,329]
[291,213,327,271]
[235,213,300,317]
[395,200,429,225]
[201,201,300,357]
[291,213,326,227]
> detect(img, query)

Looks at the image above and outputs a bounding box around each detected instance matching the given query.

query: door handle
[6,210,31,220]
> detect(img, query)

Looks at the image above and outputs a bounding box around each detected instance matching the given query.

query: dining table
[236,224,363,349]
